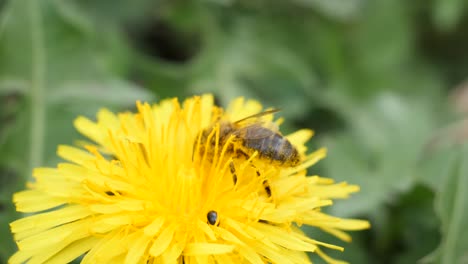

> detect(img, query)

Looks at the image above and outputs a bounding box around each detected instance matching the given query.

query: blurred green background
[2,0,468,263]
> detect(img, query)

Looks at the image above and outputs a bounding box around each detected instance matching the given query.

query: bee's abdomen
[243,128,300,166]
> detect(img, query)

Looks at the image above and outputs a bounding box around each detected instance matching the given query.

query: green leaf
[291,0,363,21]
[0,79,28,95]
[0,168,19,263]
[433,0,466,31]
[0,1,154,261]
[189,14,263,102]
[420,144,459,191]
[0,208,18,263]
[423,145,468,263]
[188,13,318,115]
[0,0,154,172]
[321,92,442,217]
[392,185,440,263]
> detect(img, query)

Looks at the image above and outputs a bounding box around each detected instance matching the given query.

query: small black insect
[207,210,218,225]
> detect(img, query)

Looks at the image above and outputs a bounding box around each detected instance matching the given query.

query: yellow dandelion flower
[10,94,370,264]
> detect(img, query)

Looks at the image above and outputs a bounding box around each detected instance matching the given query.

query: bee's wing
[230,109,281,139]
[233,123,278,139]
[233,108,281,125]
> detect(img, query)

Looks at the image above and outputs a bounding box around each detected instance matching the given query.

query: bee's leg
[262,179,272,197]
[231,149,250,185]
[229,161,237,185]
[248,163,272,197]
[233,149,272,197]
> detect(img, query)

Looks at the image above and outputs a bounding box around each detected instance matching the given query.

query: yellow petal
[196,219,216,241]
[237,245,264,264]
[286,129,314,154]
[81,231,126,263]
[8,250,31,264]
[315,247,349,264]
[57,145,95,166]
[320,227,352,242]
[74,116,104,146]
[11,205,92,239]
[184,243,235,255]
[213,226,245,246]
[90,214,133,234]
[13,190,65,212]
[213,254,238,264]
[253,223,317,252]
[149,223,177,257]
[160,241,184,263]
[30,236,99,264]
[17,218,91,252]
[125,232,152,264]
[143,216,165,236]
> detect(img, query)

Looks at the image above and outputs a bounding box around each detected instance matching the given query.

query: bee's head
[193,121,234,161]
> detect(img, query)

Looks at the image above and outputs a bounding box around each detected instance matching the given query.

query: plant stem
[28,0,46,175]
[441,152,467,264]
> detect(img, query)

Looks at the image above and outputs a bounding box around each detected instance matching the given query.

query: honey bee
[196,109,301,193]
